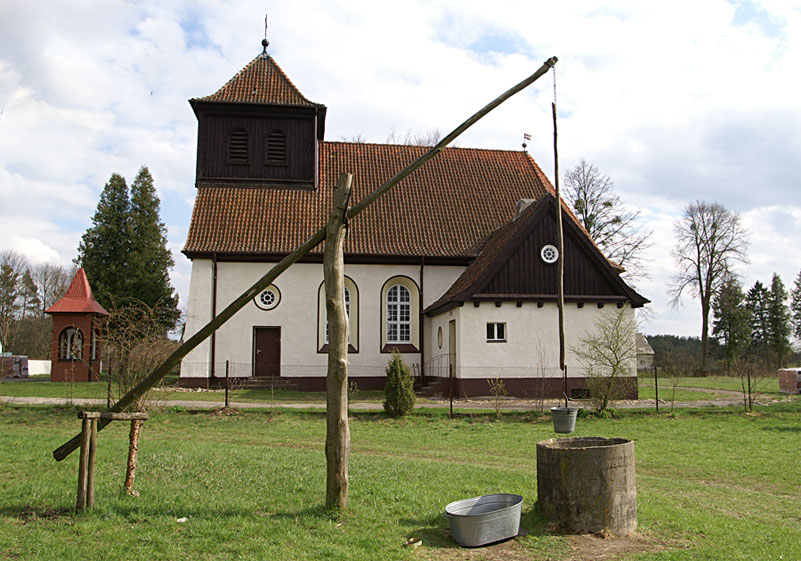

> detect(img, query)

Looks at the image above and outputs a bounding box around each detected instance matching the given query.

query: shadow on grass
[761,425,801,432]
[105,501,338,522]
[0,503,74,522]
[1,500,342,524]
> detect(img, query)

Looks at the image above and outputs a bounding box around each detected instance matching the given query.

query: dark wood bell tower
[189,42,326,190]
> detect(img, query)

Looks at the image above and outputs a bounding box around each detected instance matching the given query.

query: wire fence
[0,360,633,412]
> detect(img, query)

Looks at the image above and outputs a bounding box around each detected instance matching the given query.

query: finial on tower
[262,14,269,55]
[522,132,531,152]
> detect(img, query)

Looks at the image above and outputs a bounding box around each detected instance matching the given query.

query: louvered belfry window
[266,129,287,165]
[228,129,248,163]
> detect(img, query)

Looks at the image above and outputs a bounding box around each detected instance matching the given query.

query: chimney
[514,198,537,219]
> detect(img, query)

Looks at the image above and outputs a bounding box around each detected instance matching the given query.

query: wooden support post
[53,56,558,463]
[325,173,353,512]
[125,419,143,496]
[76,418,90,511]
[87,418,97,509]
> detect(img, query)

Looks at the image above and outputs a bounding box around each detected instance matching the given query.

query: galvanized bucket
[445,493,523,547]
[550,406,578,433]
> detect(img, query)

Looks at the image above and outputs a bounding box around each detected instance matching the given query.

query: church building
[179,41,648,398]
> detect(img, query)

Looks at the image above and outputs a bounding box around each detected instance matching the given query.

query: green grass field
[1,400,799,560]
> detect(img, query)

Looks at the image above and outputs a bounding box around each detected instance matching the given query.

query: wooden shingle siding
[198,114,316,184]
[483,212,618,297]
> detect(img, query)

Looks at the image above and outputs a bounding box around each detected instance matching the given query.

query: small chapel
[45,268,108,382]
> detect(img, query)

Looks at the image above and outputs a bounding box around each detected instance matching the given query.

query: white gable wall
[425,302,637,380]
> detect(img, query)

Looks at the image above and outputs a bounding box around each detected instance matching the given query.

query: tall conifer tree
[746,281,770,355]
[76,173,132,309]
[76,169,178,332]
[767,273,791,368]
[129,167,179,330]
[791,270,801,341]
[712,275,751,373]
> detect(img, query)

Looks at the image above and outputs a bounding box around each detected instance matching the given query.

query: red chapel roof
[45,268,109,315]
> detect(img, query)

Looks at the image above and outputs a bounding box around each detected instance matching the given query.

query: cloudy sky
[1,0,800,338]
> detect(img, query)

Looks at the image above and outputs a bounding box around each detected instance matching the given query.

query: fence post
[449,364,454,418]
[107,365,113,408]
[225,360,230,409]
[654,365,659,412]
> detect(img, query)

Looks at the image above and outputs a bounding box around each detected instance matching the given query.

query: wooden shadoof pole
[53,55,558,462]
[324,173,353,511]
[552,101,568,407]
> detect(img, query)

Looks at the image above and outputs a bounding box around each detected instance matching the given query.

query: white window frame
[486,322,507,342]
[386,284,412,344]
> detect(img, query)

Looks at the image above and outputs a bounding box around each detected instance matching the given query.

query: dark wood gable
[425,194,648,315]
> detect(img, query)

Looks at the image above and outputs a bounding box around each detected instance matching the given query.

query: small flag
[523,133,531,141]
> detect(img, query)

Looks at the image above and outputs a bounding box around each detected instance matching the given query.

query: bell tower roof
[191,53,324,108]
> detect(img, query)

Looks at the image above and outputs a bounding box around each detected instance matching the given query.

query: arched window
[228,129,248,164]
[380,276,420,353]
[318,277,359,353]
[386,285,411,343]
[59,327,83,361]
[326,287,350,344]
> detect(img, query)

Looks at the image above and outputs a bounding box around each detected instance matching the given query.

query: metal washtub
[444,493,523,547]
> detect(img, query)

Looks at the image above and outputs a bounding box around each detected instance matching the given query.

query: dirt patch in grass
[13,504,72,524]
[422,529,674,561]
[209,407,240,417]
[420,533,538,561]
[563,531,672,560]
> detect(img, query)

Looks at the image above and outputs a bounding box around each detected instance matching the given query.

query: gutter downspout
[210,254,218,387]
[419,256,425,384]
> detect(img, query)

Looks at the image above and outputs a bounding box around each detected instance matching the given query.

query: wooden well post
[75,411,149,511]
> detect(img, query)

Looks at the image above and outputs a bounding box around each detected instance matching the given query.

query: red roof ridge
[324,140,535,154]
[45,268,109,315]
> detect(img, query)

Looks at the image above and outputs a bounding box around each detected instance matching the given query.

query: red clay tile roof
[426,202,540,311]
[45,268,109,315]
[183,143,553,259]
[192,54,321,107]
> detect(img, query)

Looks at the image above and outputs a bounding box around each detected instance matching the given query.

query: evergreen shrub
[383,351,415,417]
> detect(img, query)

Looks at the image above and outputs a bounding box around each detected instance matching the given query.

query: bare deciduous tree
[670,201,749,374]
[385,128,443,147]
[563,160,652,280]
[103,301,177,411]
[574,307,638,412]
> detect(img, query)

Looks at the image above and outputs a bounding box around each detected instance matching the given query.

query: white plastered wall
[429,302,637,379]
[181,259,465,379]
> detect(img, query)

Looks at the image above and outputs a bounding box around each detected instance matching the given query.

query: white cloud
[2,0,800,338]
